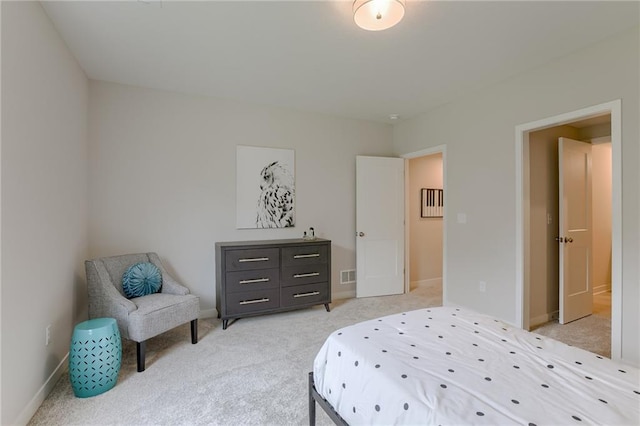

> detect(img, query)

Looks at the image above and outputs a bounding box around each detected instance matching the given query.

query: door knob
[566,237,573,243]
[358,232,365,237]
[555,237,564,243]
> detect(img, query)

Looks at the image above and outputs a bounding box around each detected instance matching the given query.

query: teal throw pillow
[122,262,162,298]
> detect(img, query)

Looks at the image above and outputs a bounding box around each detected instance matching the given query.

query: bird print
[256,161,295,228]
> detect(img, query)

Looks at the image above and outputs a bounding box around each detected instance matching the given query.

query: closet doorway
[403,147,446,305]
[516,100,621,360]
[527,117,612,325]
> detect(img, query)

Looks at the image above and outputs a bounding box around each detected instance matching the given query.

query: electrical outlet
[45,324,52,346]
[478,281,486,292]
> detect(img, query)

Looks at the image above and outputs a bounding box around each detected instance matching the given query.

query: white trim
[515,100,622,361]
[530,311,559,329]
[333,289,356,300]
[15,354,69,426]
[410,278,443,288]
[402,146,445,159]
[401,145,447,306]
[593,284,612,295]
[0,4,3,420]
[591,136,612,145]
[199,308,218,319]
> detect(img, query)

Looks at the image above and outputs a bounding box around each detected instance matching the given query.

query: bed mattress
[312,306,639,425]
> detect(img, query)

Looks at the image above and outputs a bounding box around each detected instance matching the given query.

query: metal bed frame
[308,372,348,426]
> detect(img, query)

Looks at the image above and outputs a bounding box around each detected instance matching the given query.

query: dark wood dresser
[215,238,331,329]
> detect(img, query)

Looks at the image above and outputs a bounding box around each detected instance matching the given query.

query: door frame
[402,145,447,305]
[515,100,621,360]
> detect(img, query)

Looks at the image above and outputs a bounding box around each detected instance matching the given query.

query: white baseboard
[411,278,442,288]
[15,353,69,426]
[332,289,356,300]
[530,311,559,328]
[199,308,218,319]
[594,284,611,295]
[15,309,218,425]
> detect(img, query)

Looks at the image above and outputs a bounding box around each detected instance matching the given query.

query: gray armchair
[85,252,200,372]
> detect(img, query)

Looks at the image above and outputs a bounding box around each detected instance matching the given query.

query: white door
[559,137,593,324]
[356,156,405,298]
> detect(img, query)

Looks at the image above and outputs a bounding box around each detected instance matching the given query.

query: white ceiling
[42,1,639,123]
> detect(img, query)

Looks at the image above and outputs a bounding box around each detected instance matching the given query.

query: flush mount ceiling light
[353,0,406,31]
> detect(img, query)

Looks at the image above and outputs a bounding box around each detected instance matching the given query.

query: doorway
[516,100,622,361]
[403,146,446,305]
[526,118,611,334]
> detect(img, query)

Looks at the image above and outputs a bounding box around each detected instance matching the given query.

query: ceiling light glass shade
[353,0,405,31]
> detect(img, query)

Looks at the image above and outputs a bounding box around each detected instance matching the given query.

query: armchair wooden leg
[191,319,198,344]
[137,341,146,372]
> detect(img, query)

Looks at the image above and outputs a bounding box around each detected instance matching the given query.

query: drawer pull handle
[294,291,321,298]
[294,253,320,259]
[238,257,269,263]
[239,298,270,305]
[293,272,320,278]
[239,278,270,284]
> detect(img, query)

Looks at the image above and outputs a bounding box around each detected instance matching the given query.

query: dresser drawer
[225,269,279,294]
[281,244,328,267]
[225,288,280,316]
[225,248,279,271]
[281,282,329,308]
[281,264,328,287]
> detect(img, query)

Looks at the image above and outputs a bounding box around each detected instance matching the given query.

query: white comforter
[313,307,639,425]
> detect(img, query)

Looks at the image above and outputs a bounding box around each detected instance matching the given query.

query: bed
[309,306,639,425]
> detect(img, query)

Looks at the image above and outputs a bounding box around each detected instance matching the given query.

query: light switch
[457,213,467,224]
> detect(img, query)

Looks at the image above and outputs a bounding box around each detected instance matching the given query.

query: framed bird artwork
[236,146,295,229]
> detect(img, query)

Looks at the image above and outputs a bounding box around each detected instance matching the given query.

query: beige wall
[592,142,612,293]
[88,80,394,314]
[1,2,89,424]
[394,26,639,365]
[408,154,443,287]
[528,126,578,325]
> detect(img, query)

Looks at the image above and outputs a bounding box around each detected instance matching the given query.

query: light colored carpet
[532,292,612,358]
[28,285,611,425]
[28,285,442,426]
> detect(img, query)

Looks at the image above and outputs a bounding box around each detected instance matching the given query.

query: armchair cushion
[122,262,162,298]
[127,293,199,342]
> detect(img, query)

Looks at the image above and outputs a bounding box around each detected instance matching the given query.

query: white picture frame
[236,146,295,229]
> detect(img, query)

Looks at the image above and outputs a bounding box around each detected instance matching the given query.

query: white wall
[1,2,89,424]
[408,154,443,287]
[393,27,639,365]
[88,80,394,313]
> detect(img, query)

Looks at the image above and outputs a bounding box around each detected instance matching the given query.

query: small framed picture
[421,188,443,218]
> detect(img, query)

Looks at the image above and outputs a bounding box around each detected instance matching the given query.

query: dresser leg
[222,319,228,330]
[324,303,331,312]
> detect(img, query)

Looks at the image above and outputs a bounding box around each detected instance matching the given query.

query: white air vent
[340,270,356,284]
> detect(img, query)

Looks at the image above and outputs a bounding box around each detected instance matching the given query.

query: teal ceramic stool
[69,318,122,398]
